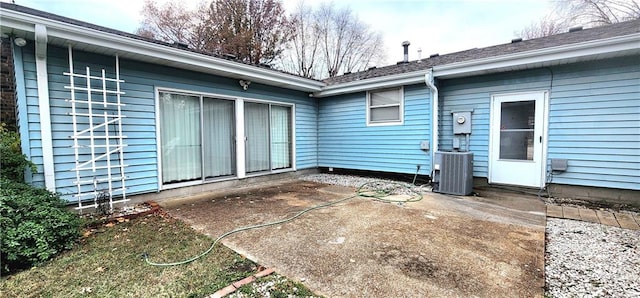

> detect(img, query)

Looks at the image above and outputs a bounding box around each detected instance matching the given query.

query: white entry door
[489,91,547,188]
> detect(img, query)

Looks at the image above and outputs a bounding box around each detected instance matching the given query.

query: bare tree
[208,0,292,64]
[519,0,640,39]
[520,15,568,39]
[136,0,201,46]
[563,0,640,25]
[317,3,385,78]
[279,2,386,79]
[137,0,292,65]
[280,1,322,78]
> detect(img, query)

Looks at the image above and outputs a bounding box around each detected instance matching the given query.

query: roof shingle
[323,19,640,85]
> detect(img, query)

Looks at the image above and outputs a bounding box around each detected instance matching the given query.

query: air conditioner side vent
[432,152,474,195]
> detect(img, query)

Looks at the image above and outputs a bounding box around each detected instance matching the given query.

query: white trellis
[64,45,128,211]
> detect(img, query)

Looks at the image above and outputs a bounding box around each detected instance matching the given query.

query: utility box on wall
[432,151,474,195]
[452,111,472,135]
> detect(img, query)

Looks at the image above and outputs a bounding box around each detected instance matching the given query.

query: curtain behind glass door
[270,105,291,169]
[160,93,202,183]
[203,98,235,178]
[245,102,270,173]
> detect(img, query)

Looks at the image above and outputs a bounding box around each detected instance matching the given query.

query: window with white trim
[367,87,403,125]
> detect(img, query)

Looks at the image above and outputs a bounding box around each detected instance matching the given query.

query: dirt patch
[165,180,545,297]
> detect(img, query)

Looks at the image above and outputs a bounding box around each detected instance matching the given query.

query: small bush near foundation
[0,122,36,182]
[0,177,81,274]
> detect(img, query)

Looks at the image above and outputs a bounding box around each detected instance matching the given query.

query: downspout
[35,24,56,191]
[424,69,438,177]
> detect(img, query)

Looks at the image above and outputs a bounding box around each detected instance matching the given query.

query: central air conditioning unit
[432,151,474,195]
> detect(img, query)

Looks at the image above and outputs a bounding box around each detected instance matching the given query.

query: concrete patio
[161,178,547,297]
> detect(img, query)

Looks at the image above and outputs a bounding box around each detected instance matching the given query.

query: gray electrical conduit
[143,181,423,267]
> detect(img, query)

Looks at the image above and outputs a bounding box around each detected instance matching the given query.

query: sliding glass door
[160,92,235,184]
[159,91,293,185]
[244,102,292,173]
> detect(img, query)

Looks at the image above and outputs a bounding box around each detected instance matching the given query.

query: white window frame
[155,87,296,190]
[366,86,404,126]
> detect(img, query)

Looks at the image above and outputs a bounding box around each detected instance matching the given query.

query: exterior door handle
[539,136,542,143]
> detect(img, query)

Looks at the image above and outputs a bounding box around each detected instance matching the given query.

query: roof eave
[314,33,640,97]
[0,7,325,92]
[433,33,640,79]
[314,71,427,97]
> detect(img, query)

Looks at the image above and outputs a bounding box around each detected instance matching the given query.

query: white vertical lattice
[65,45,128,210]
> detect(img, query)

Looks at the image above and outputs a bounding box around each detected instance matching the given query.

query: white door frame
[488,90,549,188]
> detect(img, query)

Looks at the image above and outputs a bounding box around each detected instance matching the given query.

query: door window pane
[203,98,235,178]
[271,105,291,169]
[245,102,270,173]
[499,101,535,160]
[160,92,202,183]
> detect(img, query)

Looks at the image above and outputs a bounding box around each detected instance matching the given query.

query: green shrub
[0,122,36,182]
[0,177,81,274]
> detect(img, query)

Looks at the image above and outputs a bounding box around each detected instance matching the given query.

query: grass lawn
[0,212,319,297]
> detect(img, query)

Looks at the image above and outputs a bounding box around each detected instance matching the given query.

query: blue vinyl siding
[438,69,552,177]
[23,45,317,201]
[16,44,45,187]
[545,57,639,190]
[14,43,34,185]
[318,84,431,175]
[439,56,640,190]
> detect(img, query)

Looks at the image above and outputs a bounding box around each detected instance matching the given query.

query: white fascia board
[433,34,640,78]
[315,70,427,97]
[0,8,325,92]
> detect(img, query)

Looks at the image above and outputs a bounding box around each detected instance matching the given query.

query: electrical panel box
[452,111,472,135]
[432,151,474,195]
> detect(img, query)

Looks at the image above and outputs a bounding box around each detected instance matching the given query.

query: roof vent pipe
[402,41,410,63]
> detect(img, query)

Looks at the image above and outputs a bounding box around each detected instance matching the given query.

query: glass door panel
[203,98,235,178]
[245,102,270,173]
[160,92,202,183]
[270,105,291,170]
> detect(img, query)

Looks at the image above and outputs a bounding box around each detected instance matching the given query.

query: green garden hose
[143,181,423,267]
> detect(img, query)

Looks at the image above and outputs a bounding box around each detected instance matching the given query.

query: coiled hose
[143,181,423,267]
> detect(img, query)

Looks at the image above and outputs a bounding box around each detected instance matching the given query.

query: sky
[4,0,554,65]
